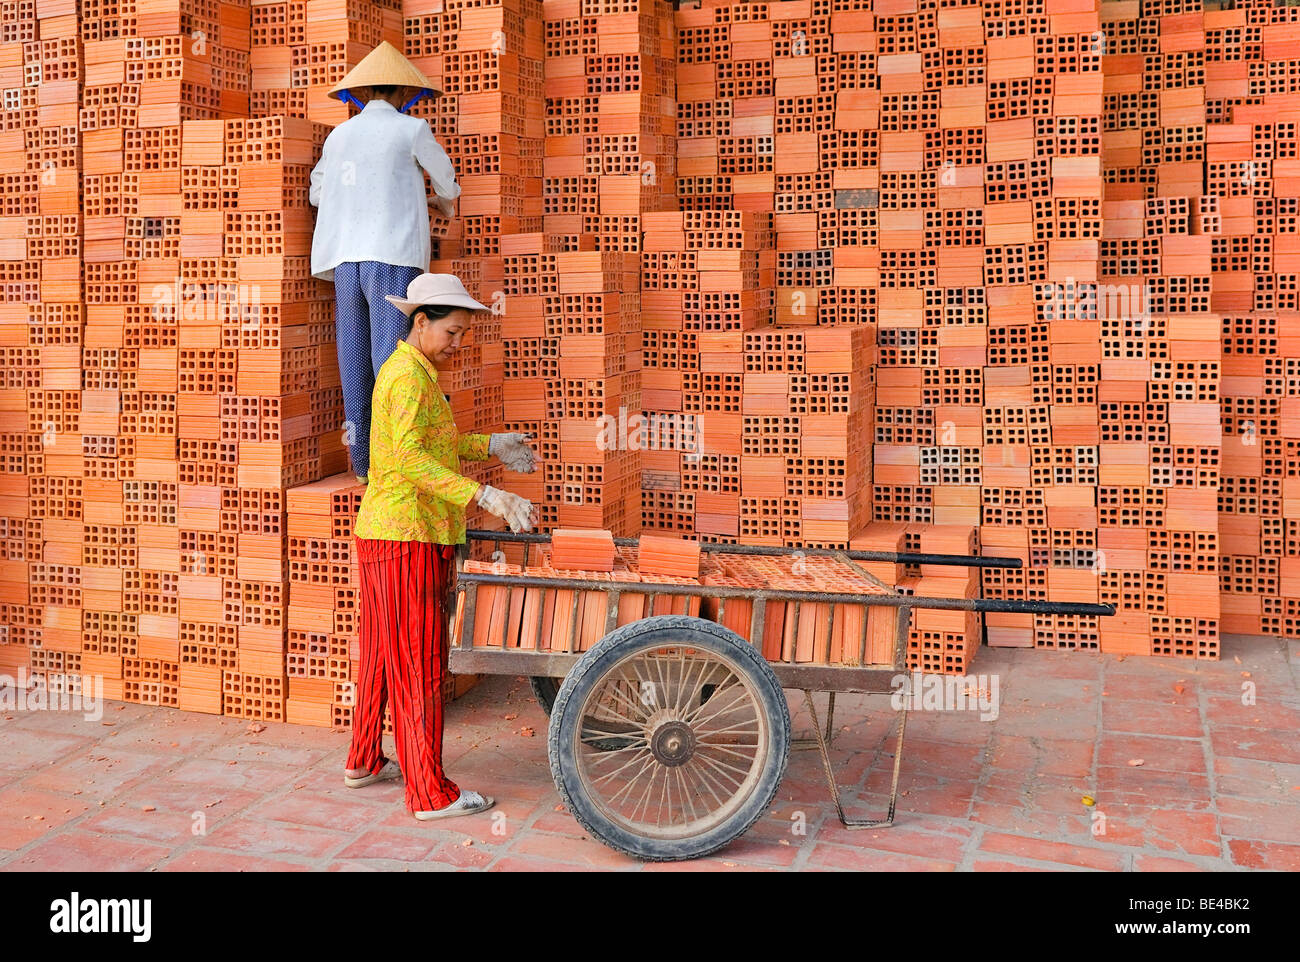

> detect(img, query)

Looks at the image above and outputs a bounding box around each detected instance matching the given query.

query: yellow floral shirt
[354,340,490,544]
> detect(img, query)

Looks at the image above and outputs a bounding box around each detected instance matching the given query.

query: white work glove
[488,432,539,473]
[475,484,535,533]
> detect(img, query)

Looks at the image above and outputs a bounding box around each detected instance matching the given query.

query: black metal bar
[465,529,1022,570]
[455,570,1115,618]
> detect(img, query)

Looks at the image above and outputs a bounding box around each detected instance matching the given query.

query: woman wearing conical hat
[309,41,460,485]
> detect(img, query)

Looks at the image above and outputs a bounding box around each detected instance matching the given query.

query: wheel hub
[649,719,695,767]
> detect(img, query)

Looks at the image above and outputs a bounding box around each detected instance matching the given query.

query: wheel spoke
[693,750,745,789]
[580,741,648,759]
[592,678,652,724]
[651,652,669,712]
[678,651,714,716]
[626,659,654,713]
[604,751,657,803]
[629,759,661,823]
[680,676,741,723]
[675,765,698,823]
[672,648,692,714]
[695,720,761,738]
[613,673,653,719]
[693,748,753,780]
[580,726,647,740]
[590,747,654,786]
[657,757,671,828]
[685,686,751,729]
[684,756,730,809]
[693,742,759,763]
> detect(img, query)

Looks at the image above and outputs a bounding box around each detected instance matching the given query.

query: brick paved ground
[1,634,1297,871]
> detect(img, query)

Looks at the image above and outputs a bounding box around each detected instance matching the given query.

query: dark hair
[368,84,398,98]
[410,304,462,325]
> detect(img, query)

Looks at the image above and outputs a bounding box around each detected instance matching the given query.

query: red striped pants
[348,538,461,812]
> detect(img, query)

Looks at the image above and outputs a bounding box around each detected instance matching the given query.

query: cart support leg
[792,688,838,751]
[803,689,906,830]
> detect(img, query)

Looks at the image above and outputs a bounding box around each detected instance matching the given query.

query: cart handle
[464,529,1023,569]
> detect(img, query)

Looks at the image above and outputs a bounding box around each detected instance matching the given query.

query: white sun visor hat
[384,273,490,317]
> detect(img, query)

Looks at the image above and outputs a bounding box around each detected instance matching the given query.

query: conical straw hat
[329,41,442,99]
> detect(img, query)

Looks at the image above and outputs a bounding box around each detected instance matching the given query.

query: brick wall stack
[18,0,1300,734]
[1207,0,1300,642]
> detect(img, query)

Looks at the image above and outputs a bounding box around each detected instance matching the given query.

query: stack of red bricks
[524,0,677,541]
[0,1,68,691]
[496,235,642,536]
[405,0,549,533]
[170,114,350,721]
[1205,0,1300,642]
[0,1,82,694]
[638,204,877,551]
[250,0,403,125]
[20,0,1300,736]
[664,0,1225,666]
[1094,0,1220,658]
[458,530,900,664]
[81,1,261,714]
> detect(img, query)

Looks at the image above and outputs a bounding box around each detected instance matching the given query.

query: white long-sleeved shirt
[308,99,461,282]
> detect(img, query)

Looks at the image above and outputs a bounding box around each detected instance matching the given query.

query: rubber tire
[547,614,791,862]
[529,676,561,716]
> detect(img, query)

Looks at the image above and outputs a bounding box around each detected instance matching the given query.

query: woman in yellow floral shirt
[344,273,538,820]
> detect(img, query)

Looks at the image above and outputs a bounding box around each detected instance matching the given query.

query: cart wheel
[529,676,560,716]
[547,614,790,862]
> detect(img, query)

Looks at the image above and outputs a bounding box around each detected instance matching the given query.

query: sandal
[414,790,495,820]
[344,759,401,789]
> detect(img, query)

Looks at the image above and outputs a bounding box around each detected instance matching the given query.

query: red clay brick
[199,817,353,859]
[1101,700,1204,738]
[1134,854,1210,872]
[979,831,1129,871]
[510,831,640,869]
[805,842,956,872]
[1227,839,1300,871]
[159,848,311,872]
[336,829,439,863]
[1098,734,1208,774]
[13,830,170,871]
[0,788,91,850]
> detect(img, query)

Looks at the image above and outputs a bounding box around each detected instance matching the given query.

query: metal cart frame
[450,530,1114,857]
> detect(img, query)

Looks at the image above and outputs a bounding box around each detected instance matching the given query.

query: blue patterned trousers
[333,261,423,479]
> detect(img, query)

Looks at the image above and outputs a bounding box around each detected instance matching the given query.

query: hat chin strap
[339,90,366,112]
[400,89,433,113]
